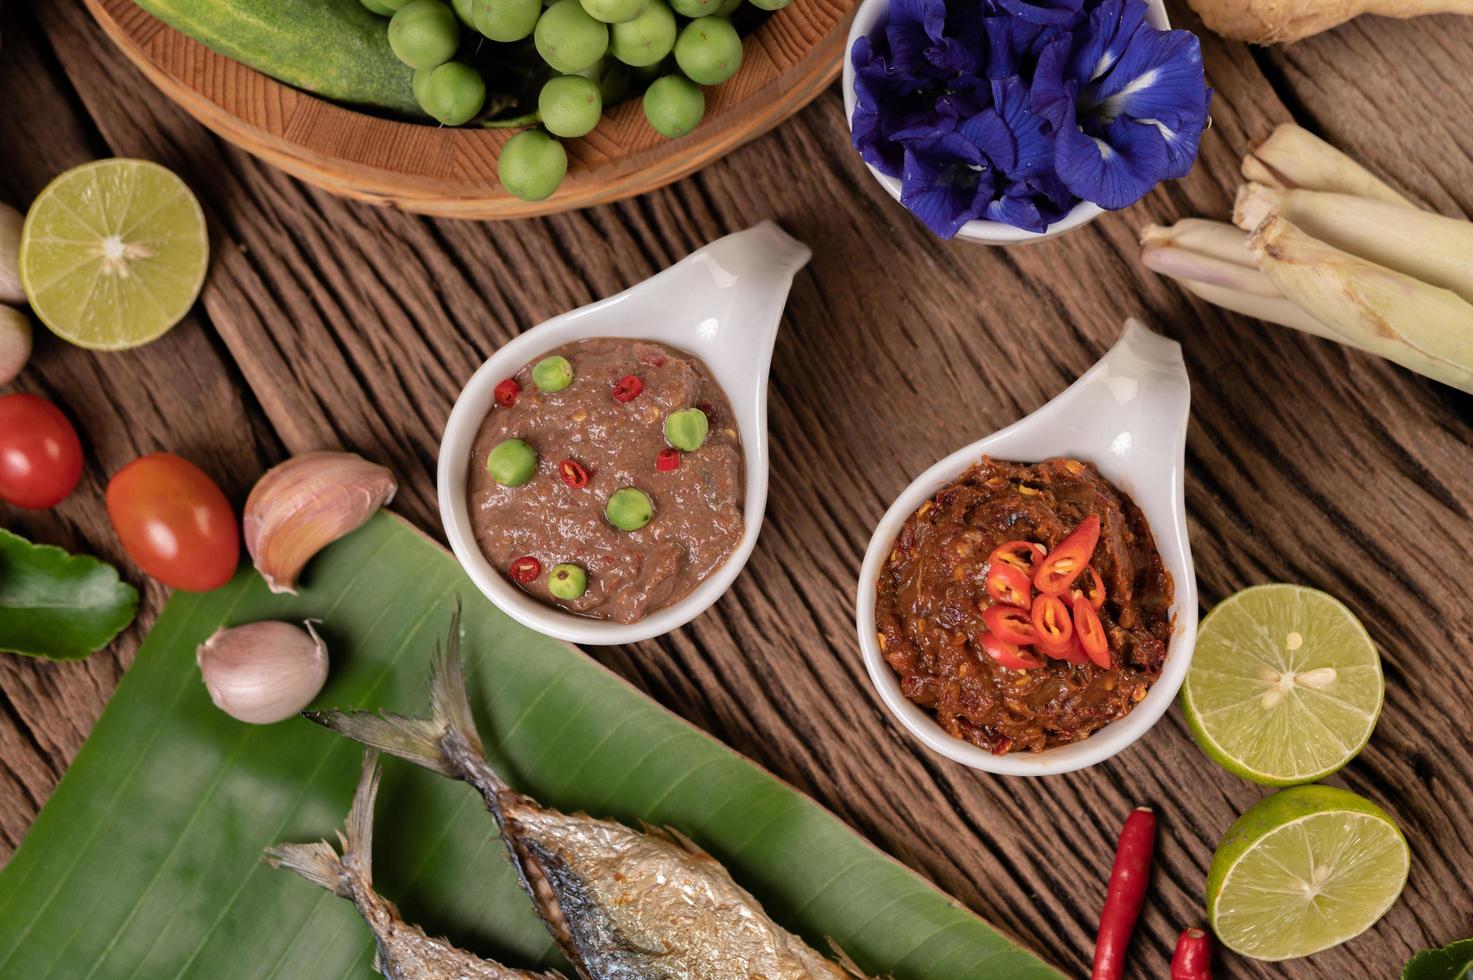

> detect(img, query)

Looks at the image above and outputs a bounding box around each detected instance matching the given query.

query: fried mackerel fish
[266,750,563,980]
[308,616,862,980]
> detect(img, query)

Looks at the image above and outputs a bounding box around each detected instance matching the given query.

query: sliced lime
[1182,584,1382,786]
[19,159,208,350]
[1208,784,1408,960]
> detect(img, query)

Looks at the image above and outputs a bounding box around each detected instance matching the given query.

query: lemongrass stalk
[1243,124,1415,208]
[1234,183,1473,305]
[1140,219,1257,268]
[1170,277,1355,346]
[1249,216,1473,392]
[1141,242,1281,297]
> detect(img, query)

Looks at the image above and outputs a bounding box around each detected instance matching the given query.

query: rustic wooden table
[3,2,1471,977]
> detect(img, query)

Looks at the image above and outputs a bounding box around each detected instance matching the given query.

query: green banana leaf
[0,513,1060,979]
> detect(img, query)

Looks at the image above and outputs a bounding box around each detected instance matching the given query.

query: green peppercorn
[605,486,653,530]
[664,407,709,451]
[487,438,537,486]
[548,562,588,599]
[532,355,574,392]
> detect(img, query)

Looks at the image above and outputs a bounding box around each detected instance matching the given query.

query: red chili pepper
[494,378,520,408]
[642,352,666,368]
[1072,595,1111,668]
[985,562,1032,608]
[612,374,644,402]
[509,556,541,583]
[1170,927,1213,980]
[983,604,1036,646]
[987,540,1047,575]
[1091,807,1157,980]
[980,632,1042,671]
[557,458,590,489]
[1036,634,1089,665]
[1031,594,1073,649]
[656,448,680,472]
[1071,564,1106,609]
[1035,513,1101,596]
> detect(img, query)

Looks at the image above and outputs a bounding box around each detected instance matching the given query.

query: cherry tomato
[982,604,1036,646]
[987,540,1046,575]
[1070,564,1107,610]
[1072,595,1112,668]
[985,561,1032,608]
[106,453,239,591]
[1031,594,1074,649]
[0,393,83,509]
[980,632,1042,671]
[1034,514,1101,595]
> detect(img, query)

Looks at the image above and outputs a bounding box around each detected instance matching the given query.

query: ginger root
[1186,0,1473,44]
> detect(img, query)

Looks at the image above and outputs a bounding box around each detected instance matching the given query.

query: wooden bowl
[86,0,854,219]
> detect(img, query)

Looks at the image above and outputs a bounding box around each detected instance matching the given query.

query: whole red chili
[509,556,541,583]
[656,448,680,472]
[1091,807,1157,980]
[1170,927,1213,980]
[558,458,590,488]
[612,374,644,402]
[494,378,520,408]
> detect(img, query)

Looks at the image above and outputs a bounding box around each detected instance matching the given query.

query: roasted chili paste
[875,457,1173,754]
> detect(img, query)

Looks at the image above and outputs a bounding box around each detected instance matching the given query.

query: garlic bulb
[0,202,23,306]
[197,620,329,724]
[0,305,29,385]
[243,451,397,594]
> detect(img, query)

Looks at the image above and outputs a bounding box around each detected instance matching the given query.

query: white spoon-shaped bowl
[855,320,1197,775]
[439,223,812,646]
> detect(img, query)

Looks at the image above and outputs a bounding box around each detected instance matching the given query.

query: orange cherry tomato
[983,604,1036,646]
[1031,594,1073,649]
[987,540,1046,575]
[981,632,1042,671]
[1034,514,1101,595]
[1072,595,1111,668]
[1070,564,1107,610]
[986,561,1032,608]
[106,453,240,592]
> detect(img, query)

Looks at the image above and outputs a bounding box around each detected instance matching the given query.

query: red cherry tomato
[1034,514,1101,595]
[1072,595,1112,668]
[980,632,1042,671]
[0,393,83,509]
[982,604,1036,646]
[985,561,1032,608]
[106,453,239,591]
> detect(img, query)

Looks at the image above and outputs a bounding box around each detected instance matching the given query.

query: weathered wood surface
[3,2,1472,976]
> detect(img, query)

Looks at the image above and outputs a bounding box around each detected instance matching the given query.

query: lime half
[1182,584,1383,786]
[1208,784,1408,960]
[19,159,208,350]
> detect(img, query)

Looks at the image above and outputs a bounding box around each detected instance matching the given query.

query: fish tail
[264,751,381,897]
[305,604,499,789]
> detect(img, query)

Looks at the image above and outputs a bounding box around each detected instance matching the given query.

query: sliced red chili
[612,374,644,402]
[1072,595,1111,668]
[981,632,1043,671]
[988,540,1047,575]
[1034,513,1101,595]
[509,556,541,583]
[656,448,680,472]
[983,604,1036,646]
[1038,635,1090,665]
[1031,594,1073,649]
[642,352,667,368]
[1071,564,1106,610]
[557,458,590,489]
[494,378,520,408]
[986,562,1032,608]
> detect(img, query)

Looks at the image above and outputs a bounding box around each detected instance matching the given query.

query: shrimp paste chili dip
[468,337,744,624]
[875,457,1173,754]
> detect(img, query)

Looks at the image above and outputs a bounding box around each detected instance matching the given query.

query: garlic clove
[197,620,329,724]
[0,203,23,306]
[243,451,397,594]
[0,306,31,385]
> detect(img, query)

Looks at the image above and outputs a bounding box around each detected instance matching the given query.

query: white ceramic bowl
[840,0,1170,245]
[855,320,1197,775]
[438,223,811,646]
